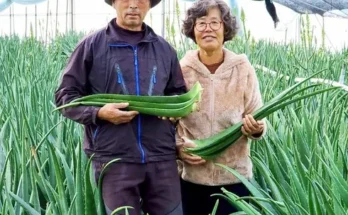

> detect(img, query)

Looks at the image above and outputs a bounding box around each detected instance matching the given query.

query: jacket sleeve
[54,39,100,125]
[243,60,267,140]
[164,47,187,96]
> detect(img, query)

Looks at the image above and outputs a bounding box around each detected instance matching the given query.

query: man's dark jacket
[55,19,187,163]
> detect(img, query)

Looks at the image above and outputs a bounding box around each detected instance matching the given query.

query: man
[55,0,186,214]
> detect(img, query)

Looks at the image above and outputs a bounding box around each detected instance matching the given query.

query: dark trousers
[93,160,183,215]
[180,178,250,215]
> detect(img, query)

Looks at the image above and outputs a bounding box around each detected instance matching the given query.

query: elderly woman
[176,0,266,214]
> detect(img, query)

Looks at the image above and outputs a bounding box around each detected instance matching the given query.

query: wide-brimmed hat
[105,0,161,8]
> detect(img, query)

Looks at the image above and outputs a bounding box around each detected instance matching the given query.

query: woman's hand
[158,116,181,124]
[241,114,264,137]
[178,137,206,165]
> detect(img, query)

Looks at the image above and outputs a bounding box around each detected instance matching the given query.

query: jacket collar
[180,48,249,76]
[105,18,158,44]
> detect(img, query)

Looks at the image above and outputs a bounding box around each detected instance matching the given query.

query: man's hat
[105,0,161,8]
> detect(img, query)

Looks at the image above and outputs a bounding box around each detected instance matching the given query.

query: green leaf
[215,164,278,214]
[85,156,97,215]
[210,199,219,215]
[111,206,134,215]
[251,157,283,202]
[75,141,84,215]
[47,143,69,214]
[97,158,121,214]
[8,191,40,215]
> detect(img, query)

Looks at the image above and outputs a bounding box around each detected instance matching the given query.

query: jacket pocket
[147,65,157,96]
[115,63,129,95]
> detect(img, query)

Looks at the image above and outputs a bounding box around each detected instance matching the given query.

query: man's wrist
[93,107,102,124]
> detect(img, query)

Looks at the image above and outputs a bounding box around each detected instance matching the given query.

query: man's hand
[241,114,264,137]
[97,103,138,125]
[178,137,206,165]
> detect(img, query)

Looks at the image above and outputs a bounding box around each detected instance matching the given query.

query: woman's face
[194,7,224,53]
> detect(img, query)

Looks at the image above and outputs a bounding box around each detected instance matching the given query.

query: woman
[176,0,266,214]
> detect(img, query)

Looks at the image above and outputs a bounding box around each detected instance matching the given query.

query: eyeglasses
[194,21,222,32]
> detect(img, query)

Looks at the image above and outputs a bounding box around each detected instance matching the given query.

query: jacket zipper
[210,75,215,136]
[134,46,146,163]
[147,65,157,96]
[115,64,129,94]
[109,44,146,163]
[210,75,216,184]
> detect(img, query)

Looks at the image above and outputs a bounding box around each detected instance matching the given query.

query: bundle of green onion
[186,71,341,159]
[54,82,203,118]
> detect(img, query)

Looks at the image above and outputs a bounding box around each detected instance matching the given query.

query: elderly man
[55,0,186,214]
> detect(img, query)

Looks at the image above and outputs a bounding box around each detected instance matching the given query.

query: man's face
[113,0,151,31]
